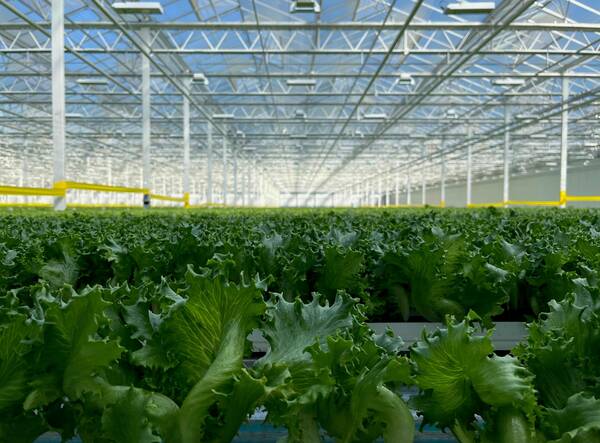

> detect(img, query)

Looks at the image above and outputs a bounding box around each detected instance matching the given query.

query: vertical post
[233,149,238,206]
[52,0,66,210]
[440,149,446,208]
[560,75,569,208]
[206,123,213,203]
[406,170,412,205]
[21,151,28,204]
[246,159,251,206]
[141,27,151,208]
[182,80,190,208]
[222,134,228,205]
[377,168,382,207]
[107,157,112,204]
[249,157,254,206]
[421,147,427,206]
[466,125,473,207]
[395,148,400,205]
[241,158,247,206]
[503,104,511,206]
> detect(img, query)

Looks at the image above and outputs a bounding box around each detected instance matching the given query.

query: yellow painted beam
[467,202,503,208]
[67,203,140,208]
[0,185,64,197]
[506,200,560,207]
[57,181,148,194]
[149,193,186,203]
[565,195,600,202]
[0,202,52,207]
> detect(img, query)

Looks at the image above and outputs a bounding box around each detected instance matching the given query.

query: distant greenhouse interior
[0,0,600,209]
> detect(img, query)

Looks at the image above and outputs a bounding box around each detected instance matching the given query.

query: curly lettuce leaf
[130,268,267,443]
[412,315,536,441]
[26,286,123,407]
[544,394,600,443]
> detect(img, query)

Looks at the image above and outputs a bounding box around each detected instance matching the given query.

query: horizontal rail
[565,195,600,202]
[149,193,186,203]
[0,183,186,207]
[0,202,52,207]
[67,203,140,208]
[506,200,560,206]
[57,181,148,194]
[189,202,227,208]
[0,185,64,197]
[467,202,504,208]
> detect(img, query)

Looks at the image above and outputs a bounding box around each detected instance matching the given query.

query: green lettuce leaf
[412,315,537,441]
[130,268,266,443]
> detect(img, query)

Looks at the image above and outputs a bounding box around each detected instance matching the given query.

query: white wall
[387,158,600,208]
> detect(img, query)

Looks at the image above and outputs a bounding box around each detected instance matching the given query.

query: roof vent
[112,2,164,14]
[290,0,321,13]
[443,2,495,15]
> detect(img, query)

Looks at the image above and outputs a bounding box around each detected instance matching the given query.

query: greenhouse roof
[1,0,600,203]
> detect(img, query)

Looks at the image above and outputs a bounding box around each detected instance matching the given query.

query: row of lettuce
[1,267,598,442]
[2,208,600,323]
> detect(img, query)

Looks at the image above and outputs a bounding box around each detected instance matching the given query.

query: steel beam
[233,149,238,206]
[3,21,600,32]
[222,135,228,205]
[141,27,151,208]
[440,147,446,207]
[560,76,569,208]
[52,0,66,211]
[466,125,473,207]
[206,123,213,203]
[183,82,190,200]
[503,105,511,205]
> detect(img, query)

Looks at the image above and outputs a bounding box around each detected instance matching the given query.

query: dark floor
[36,423,457,442]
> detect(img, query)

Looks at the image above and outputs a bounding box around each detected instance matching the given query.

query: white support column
[406,166,412,206]
[21,148,28,204]
[503,105,511,206]
[52,0,66,210]
[259,174,264,206]
[141,27,151,208]
[242,159,248,206]
[421,147,427,206]
[466,125,473,207]
[206,123,213,203]
[560,75,569,208]
[249,157,255,206]
[222,134,228,205]
[395,148,400,205]
[440,150,446,208]
[107,157,112,204]
[182,81,190,204]
[233,149,238,206]
[377,168,382,207]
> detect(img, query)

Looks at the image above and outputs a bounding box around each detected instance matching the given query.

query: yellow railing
[467,194,600,208]
[565,195,600,202]
[467,202,505,208]
[189,202,227,208]
[0,181,188,208]
[2,182,600,210]
[0,185,65,197]
[55,181,148,194]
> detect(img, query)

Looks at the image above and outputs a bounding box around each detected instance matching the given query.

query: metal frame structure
[0,0,599,207]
